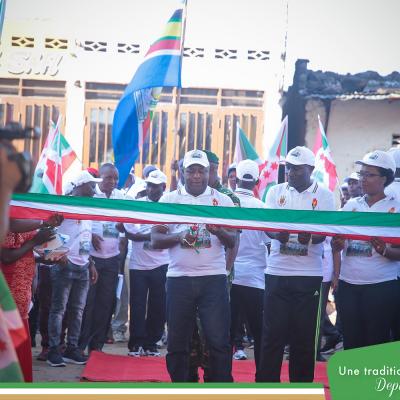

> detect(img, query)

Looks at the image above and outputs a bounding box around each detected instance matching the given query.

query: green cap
[204,150,219,164]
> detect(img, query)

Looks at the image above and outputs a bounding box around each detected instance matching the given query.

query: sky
[284,0,400,85]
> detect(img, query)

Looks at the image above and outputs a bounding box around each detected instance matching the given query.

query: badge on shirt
[280,234,308,256]
[278,195,287,207]
[388,207,395,213]
[346,240,372,257]
[102,222,119,239]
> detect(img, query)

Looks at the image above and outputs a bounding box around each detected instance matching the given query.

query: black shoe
[320,335,342,355]
[47,348,66,367]
[62,346,88,365]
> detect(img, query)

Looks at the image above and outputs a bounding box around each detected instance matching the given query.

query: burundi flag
[233,122,262,165]
[112,1,185,187]
[312,115,338,192]
[0,272,25,382]
[30,117,78,195]
[258,116,288,201]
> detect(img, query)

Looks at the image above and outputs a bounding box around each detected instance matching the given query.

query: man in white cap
[386,148,400,202]
[119,169,170,357]
[79,163,126,353]
[47,170,101,367]
[231,160,269,376]
[344,172,362,199]
[151,149,236,382]
[257,146,335,383]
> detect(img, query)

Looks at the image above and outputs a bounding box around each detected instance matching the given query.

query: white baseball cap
[356,150,396,174]
[285,146,315,167]
[145,169,167,185]
[64,170,102,194]
[344,172,360,182]
[237,159,259,181]
[387,148,400,169]
[183,150,210,168]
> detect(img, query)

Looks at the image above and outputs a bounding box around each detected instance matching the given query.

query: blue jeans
[166,275,232,382]
[48,262,89,349]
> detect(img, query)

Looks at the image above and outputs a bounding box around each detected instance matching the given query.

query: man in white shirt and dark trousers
[231,160,269,377]
[122,170,170,357]
[47,171,100,367]
[257,146,335,382]
[79,163,125,353]
[151,150,236,382]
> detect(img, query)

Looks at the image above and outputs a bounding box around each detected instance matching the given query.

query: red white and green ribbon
[10,193,400,243]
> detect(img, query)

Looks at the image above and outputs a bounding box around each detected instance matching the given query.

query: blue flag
[112,5,184,186]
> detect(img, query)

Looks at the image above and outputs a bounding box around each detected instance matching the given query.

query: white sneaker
[233,349,248,360]
[145,348,161,357]
[128,346,145,357]
[113,331,127,343]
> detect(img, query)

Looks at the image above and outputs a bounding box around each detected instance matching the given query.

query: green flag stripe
[0,273,18,312]
[0,362,23,382]
[11,193,400,228]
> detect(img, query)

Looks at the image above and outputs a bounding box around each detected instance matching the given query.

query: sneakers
[62,347,88,365]
[47,348,66,367]
[128,346,145,357]
[145,347,161,357]
[233,349,248,360]
[316,353,327,362]
[37,346,49,361]
[113,331,127,343]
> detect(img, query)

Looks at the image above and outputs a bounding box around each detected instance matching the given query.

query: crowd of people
[0,142,399,383]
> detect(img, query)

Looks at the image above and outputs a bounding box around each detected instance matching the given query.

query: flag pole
[172,0,188,161]
[54,115,62,194]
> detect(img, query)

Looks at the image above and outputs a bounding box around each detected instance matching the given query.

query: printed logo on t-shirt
[346,240,372,257]
[280,234,308,256]
[102,222,119,238]
[143,240,162,252]
[388,207,395,213]
[180,224,211,250]
[79,230,91,255]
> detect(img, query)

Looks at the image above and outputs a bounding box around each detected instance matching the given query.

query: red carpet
[82,351,329,387]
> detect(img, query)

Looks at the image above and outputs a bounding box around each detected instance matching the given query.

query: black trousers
[79,255,120,351]
[230,284,264,374]
[257,274,322,383]
[336,279,398,350]
[128,265,167,351]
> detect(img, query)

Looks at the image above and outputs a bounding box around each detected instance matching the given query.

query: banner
[9,193,400,244]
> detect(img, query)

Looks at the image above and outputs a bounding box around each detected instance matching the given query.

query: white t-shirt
[90,185,125,259]
[265,182,336,277]
[125,197,170,270]
[232,188,269,289]
[339,195,400,284]
[158,186,234,277]
[58,219,92,266]
[385,180,400,202]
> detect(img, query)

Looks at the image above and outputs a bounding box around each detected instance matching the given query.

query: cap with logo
[285,146,315,167]
[387,148,400,169]
[183,150,210,168]
[63,170,102,195]
[344,172,360,182]
[356,150,396,174]
[145,169,167,185]
[237,159,259,181]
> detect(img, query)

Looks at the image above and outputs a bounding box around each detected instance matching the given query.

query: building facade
[0,0,286,183]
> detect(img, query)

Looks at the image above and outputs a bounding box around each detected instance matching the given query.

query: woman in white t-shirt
[332,150,400,350]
